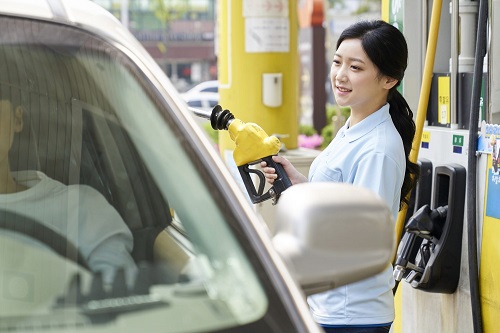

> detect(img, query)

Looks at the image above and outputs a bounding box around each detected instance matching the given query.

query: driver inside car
[1,87,194,289]
[0,91,138,286]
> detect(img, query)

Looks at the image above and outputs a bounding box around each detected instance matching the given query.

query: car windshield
[0,16,297,333]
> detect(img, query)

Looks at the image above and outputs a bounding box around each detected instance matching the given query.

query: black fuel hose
[467,0,488,332]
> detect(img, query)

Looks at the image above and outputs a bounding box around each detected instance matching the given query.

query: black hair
[336,20,419,209]
[0,51,25,108]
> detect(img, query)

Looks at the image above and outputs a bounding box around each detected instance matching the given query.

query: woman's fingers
[260,161,277,184]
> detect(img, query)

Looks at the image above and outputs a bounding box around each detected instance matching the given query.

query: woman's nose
[333,66,347,82]
[335,70,347,83]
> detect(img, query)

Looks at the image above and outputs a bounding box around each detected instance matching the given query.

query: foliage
[299,125,323,149]
[320,124,334,150]
[326,103,351,120]
[326,0,380,13]
[203,121,218,144]
[327,0,346,9]
[320,104,350,149]
[299,124,317,136]
[353,4,371,15]
[150,0,190,26]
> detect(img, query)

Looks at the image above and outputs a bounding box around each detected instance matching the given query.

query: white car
[184,80,219,94]
[0,1,395,332]
[181,80,219,111]
[181,91,219,111]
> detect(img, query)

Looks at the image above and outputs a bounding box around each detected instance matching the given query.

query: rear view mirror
[273,183,395,296]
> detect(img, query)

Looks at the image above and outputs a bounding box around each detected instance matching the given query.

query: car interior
[0,13,299,333]
[3,17,184,287]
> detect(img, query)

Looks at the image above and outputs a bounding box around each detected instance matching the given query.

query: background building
[92,0,380,97]
[93,0,216,92]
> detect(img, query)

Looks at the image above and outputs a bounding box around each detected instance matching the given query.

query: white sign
[243,0,289,17]
[245,17,290,53]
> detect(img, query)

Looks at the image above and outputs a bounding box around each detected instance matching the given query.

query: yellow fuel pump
[216,0,299,156]
[385,0,496,332]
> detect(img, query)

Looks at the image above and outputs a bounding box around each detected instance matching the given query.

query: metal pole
[394,0,444,250]
[121,0,129,29]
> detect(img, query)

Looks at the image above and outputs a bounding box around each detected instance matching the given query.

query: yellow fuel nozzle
[208,105,292,204]
[227,119,281,166]
[209,105,281,166]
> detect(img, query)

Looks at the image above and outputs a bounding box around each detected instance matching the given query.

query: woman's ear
[383,77,399,90]
[14,106,24,133]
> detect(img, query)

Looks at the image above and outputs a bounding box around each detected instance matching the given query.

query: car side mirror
[272,183,396,296]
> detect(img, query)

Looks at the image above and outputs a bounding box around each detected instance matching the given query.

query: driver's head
[0,96,23,161]
[0,54,26,160]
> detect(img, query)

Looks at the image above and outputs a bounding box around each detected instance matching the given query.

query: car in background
[180,80,219,113]
[0,1,395,333]
[184,80,219,94]
[181,91,219,111]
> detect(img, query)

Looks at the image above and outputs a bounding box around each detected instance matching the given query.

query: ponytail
[388,89,419,209]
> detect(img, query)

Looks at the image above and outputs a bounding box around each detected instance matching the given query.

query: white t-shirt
[1,170,136,284]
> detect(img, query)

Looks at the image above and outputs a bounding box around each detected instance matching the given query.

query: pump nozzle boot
[405,204,448,241]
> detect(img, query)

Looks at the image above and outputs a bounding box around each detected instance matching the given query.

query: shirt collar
[339,103,391,143]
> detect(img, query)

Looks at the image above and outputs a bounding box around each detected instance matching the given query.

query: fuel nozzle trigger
[238,156,292,205]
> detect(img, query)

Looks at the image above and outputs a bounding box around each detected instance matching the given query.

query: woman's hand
[260,155,307,185]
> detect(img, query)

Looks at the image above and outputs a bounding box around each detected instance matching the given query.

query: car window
[0,16,301,333]
[187,100,203,107]
[200,86,218,93]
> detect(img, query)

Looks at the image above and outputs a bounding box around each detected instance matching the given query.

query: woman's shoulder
[358,121,404,161]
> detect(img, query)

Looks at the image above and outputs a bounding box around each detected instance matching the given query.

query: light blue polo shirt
[307,103,405,326]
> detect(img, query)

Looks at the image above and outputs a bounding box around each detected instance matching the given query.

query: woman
[262,20,419,333]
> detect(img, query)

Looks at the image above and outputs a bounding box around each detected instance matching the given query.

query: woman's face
[330,38,394,114]
[0,100,23,162]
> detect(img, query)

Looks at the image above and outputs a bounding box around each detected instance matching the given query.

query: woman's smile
[336,85,352,94]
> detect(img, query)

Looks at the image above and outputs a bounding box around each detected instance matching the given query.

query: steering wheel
[0,209,90,270]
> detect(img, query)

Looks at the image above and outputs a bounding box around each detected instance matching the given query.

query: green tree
[327,0,346,9]
[327,0,381,12]
[353,0,381,14]
[150,0,190,27]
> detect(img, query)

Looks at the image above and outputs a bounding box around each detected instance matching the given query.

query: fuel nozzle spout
[210,105,234,130]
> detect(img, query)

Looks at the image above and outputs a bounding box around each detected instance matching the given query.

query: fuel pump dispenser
[192,105,292,204]
[385,0,496,332]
